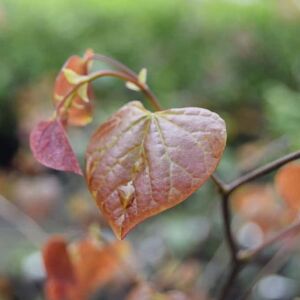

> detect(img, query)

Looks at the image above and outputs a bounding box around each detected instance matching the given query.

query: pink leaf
[86,101,227,238]
[30,119,83,175]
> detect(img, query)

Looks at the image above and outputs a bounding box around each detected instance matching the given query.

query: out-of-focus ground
[0,0,300,299]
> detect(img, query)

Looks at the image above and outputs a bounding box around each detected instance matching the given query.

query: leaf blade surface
[86,101,226,238]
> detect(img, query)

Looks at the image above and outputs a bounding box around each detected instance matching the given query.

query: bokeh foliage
[1,0,300,154]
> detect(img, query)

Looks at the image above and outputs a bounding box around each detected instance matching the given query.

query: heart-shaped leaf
[30,119,83,175]
[54,49,94,127]
[86,101,226,238]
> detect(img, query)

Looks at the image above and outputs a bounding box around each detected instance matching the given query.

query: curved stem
[91,54,163,111]
[142,86,162,111]
[91,54,138,78]
[57,69,162,114]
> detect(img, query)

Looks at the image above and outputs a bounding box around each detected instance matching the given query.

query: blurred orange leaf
[232,184,276,221]
[43,236,77,300]
[275,162,300,211]
[71,238,130,298]
[232,184,295,233]
[30,119,82,175]
[43,235,130,300]
[86,101,226,239]
[54,49,94,127]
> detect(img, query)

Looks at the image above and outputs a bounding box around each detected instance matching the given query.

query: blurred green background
[0,0,300,299]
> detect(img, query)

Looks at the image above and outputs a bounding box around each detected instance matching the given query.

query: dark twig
[91,53,138,78]
[226,150,300,194]
[211,173,238,265]
[221,194,238,264]
[211,174,229,195]
[213,150,300,300]
[219,263,241,300]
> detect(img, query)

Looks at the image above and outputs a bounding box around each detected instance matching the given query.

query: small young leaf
[63,68,89,85]
[30,119,83,175]
[65,93,93,127]
[86,101,226,239]
[77,83,90,103]
[125,81,141,91]
[54,50,94,127]
[275,162,300,211]
[138,68,147,84]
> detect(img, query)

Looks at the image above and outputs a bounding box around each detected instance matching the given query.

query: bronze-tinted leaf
[86,101,226,238]
[71,238,130,297]
[43,236,75,282]
[275,162,300,211]
[42,235,130,300]
[54,49,94,127]
[30,119,82,175]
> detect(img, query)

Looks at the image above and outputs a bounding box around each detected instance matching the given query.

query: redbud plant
[30,50,300,299]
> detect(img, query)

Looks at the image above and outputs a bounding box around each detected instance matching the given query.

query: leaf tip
[138,68,147,84]
[111,223,126,240]
[125,81,141,91]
